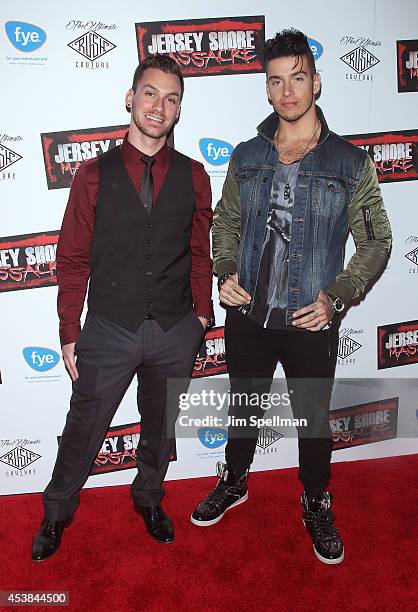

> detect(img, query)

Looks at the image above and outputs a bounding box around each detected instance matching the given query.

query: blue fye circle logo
[23,347,60,372]
[5,21,47,52]
[199,138,233,166]
[307,37,323,61]
[198,427,228,449]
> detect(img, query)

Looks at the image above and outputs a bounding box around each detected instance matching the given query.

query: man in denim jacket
[190,29,392,564]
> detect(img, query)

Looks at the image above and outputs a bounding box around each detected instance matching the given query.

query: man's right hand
[62,342,78,381]
[219,273,252,307]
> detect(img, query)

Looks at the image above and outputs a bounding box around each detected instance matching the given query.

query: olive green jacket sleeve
[212,153,241,276]
[325,154,392,305]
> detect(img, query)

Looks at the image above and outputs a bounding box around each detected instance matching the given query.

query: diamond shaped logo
[405,247,418,266]
[257,427,283,449]
[0,446,41,470]
[340,47,380,74]
[0,143,22,171]
[338,335,362,359]
[68,31,116,61]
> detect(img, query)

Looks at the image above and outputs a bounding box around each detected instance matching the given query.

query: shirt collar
[121,136,169,166]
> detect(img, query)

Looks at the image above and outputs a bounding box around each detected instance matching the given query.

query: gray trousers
[43,311,204,520]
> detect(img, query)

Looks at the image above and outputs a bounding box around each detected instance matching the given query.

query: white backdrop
[1,0,417,496]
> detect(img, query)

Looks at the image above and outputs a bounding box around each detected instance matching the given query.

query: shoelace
[307,510,341,542]
[200,485,235,510]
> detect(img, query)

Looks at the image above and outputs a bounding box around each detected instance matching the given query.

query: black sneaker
[191,462,248,526]
[301,491,344,564]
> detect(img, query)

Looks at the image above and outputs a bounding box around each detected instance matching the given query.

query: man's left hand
[291,290,333,331]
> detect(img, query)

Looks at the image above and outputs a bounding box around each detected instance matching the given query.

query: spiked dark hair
[264,28,316,75]
[132,54,184,99]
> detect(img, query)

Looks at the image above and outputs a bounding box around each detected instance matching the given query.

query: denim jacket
[212,106,392,323]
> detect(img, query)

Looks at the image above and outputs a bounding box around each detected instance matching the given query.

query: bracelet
[217,272,234,290]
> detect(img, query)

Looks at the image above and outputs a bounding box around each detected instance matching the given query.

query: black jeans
[224,308,339,496]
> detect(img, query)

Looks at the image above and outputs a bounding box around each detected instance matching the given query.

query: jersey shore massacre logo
[378,320,418,369]
[397,40,418,93]
[58,422,176,476]
[135,16,265,77]
[344,130,418,183]
[0,231,58,292]
[193,326,226,378]
[330,397,398,450]
[41,125,128,189]
[66,20,117,69]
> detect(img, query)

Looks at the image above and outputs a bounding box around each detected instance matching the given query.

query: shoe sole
[190,492,249,527]
[302,519,344,565]
[32,517,73,562]
[313,545,344,565]
[144,531,174,544]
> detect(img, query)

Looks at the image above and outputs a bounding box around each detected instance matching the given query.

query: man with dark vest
[32,54,213,561]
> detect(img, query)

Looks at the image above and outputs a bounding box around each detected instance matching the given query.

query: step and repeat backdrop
[1,0,417,495]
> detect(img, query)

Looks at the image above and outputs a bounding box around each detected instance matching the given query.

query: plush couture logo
[198,427,228,448]
[5,21,47,52]
[199,138,233,166]
[23,347,60,372]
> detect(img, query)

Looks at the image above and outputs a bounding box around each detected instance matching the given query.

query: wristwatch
[327,293,344,314]
[197,314,214,329]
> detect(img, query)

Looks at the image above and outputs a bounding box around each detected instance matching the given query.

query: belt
[144,313,154,320]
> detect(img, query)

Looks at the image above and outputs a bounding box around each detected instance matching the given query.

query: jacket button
[146,271,152,276]
[253,245,258,251]
[111,281,116,287]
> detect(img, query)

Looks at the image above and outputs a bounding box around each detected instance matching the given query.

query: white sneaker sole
[302,519,344,564]
[313,545,344,564]
[190,492,249,527]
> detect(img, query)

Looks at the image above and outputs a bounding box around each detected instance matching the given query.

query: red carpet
[1,454,417,612]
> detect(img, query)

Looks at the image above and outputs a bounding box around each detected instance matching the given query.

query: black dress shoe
[31,518,72,562]
[135,505,174,543]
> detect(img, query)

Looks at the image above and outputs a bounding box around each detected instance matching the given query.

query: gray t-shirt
[249,159,300,329]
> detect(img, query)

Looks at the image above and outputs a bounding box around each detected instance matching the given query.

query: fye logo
[307,37,323,60]
[5,21,47,52]
[199,138,233,166]
[23,347,60,372]
[198,427,228,448]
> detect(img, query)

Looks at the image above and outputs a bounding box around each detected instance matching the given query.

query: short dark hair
[132,54,184,99]
[264,28,316,75]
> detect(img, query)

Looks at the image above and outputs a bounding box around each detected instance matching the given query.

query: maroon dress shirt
[56,138,213,346]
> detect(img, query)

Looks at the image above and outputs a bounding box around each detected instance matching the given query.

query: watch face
[334,298,344,312]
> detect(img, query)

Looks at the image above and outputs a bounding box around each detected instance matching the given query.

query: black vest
[87,145,196,331]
